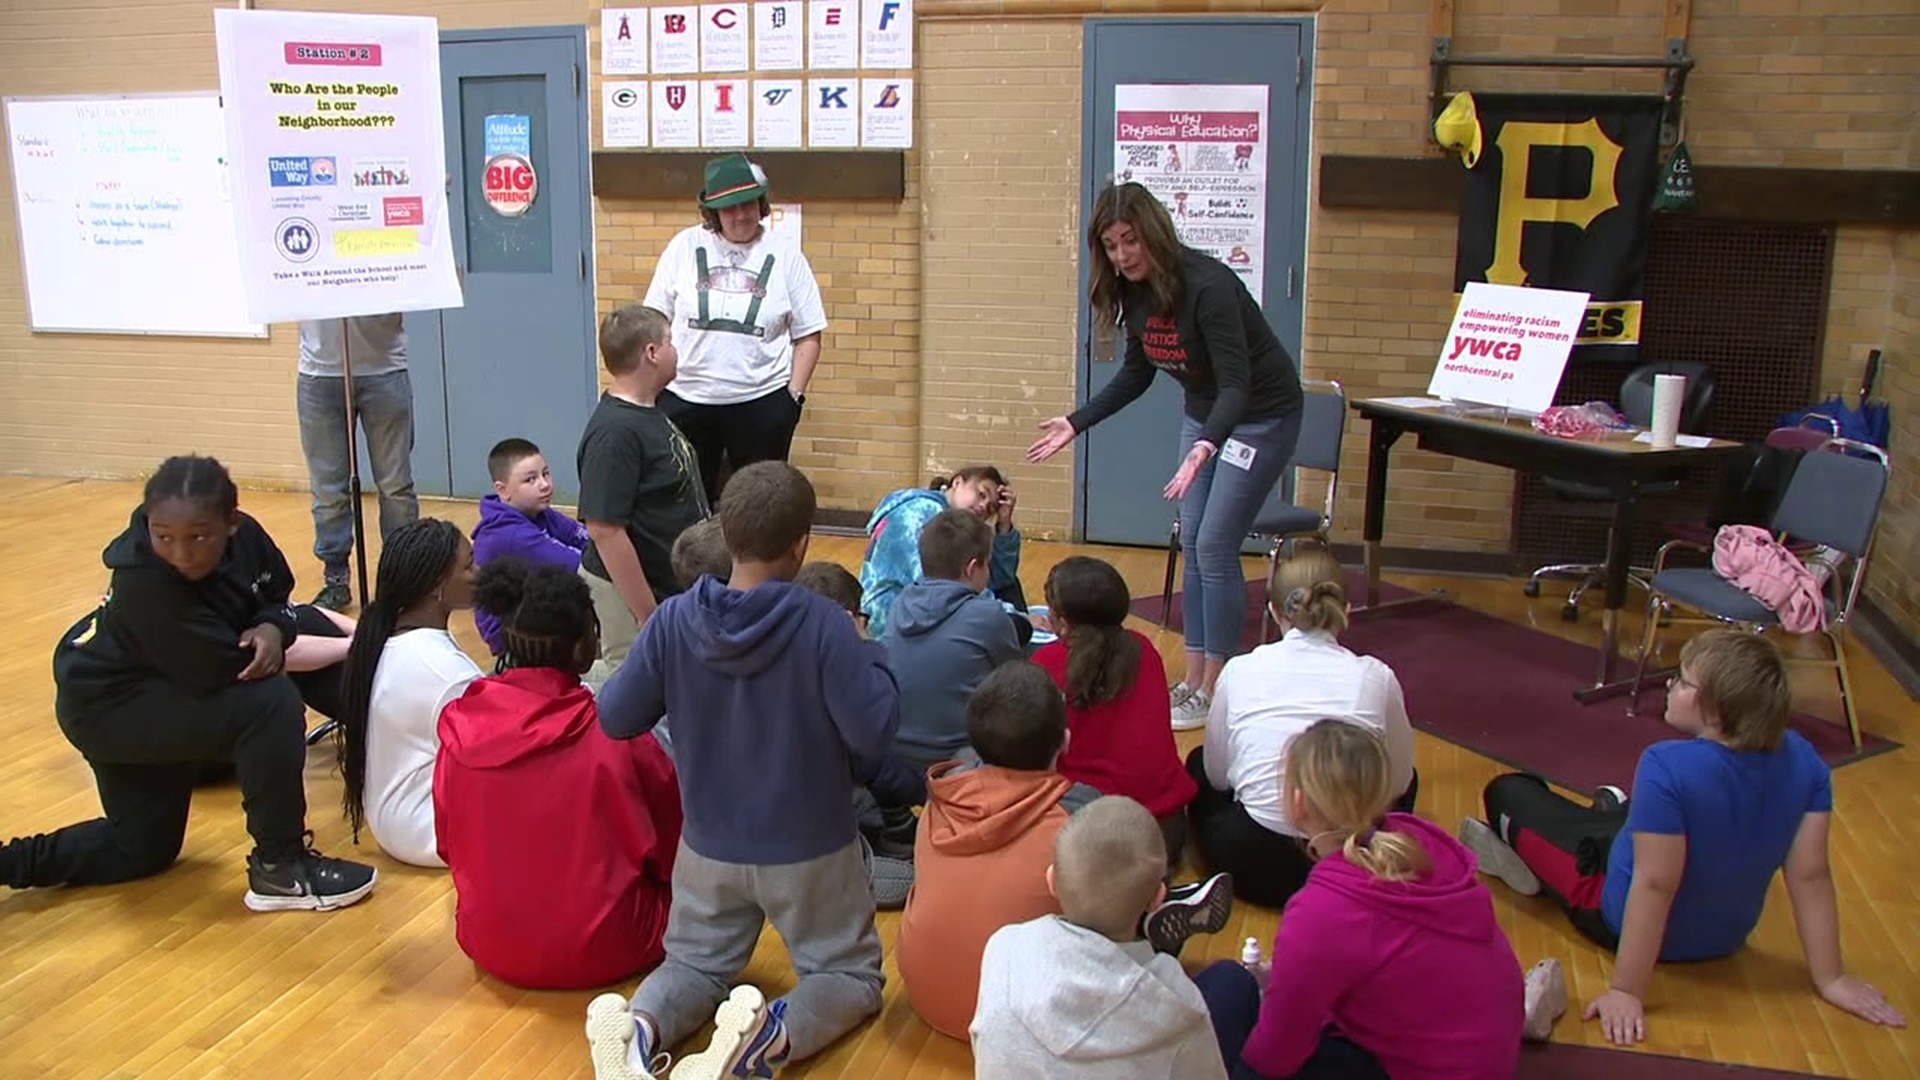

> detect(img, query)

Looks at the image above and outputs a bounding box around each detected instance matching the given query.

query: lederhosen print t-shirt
[643,223,829,406]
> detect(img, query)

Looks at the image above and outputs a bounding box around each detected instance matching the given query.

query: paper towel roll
[1650,373,1686,449]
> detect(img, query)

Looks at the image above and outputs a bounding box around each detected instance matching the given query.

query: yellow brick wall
[0,0,1914,574]
[1866,232,1919,640]
[918,20,1084,538]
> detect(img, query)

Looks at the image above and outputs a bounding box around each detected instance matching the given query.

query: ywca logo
[611,86,640,109]
[666,84,688,110]
[275,217,318,262]
[876,84,902,109]
[763,87,792,107]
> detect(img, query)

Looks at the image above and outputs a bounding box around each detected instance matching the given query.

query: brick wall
[918,20,1083,538]
[1865,231,1919,641]
[0,0,1913,577]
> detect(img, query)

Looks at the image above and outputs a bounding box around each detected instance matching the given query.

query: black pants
[1482,773,1625,949]
[659,386,802,506]
[1186,748,1416,909]
[3,674,312,889]
[1195,961,1391,1080]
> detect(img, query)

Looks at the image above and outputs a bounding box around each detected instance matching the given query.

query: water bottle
[1241,936,1271,993]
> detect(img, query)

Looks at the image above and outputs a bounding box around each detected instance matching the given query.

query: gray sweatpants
[629,838,884,1061]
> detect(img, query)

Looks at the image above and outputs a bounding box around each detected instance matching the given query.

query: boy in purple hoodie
[1193,720,1563,1079]
[471,438,590,657]
[586,461,901,1080]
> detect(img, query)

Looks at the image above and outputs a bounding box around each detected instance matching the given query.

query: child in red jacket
[435,559,681,990]
[1033,556,1197,862]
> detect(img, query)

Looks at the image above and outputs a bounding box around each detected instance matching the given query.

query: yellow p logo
[1485,119,1623,287]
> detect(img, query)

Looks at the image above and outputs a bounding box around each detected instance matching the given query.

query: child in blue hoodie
[861,465,1025,641]
[589,461,901,1080]
[471,438,590,658]
[886,508,1025,772]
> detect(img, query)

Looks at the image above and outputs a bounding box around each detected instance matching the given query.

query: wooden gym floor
[1,477,1916,1079]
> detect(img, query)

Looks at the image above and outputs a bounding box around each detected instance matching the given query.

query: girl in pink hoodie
[1195,720,1559,1078]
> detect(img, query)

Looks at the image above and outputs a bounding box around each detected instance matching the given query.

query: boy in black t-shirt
[577,304,710,682]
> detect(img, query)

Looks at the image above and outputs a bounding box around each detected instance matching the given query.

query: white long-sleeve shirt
[1204,628,1417,838]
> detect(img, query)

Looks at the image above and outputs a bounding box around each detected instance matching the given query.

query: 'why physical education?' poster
[215,9,462,323]
[1114,84,1268,301]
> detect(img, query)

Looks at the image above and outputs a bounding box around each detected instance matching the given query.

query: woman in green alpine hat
[643,152,827,505]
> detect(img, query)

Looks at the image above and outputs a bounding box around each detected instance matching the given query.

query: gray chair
[1160,379,1345,644]
[1525,360,1717,620]
[1626,438,1890,747]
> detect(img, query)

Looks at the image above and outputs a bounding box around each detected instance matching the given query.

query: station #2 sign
[482,152,536,216]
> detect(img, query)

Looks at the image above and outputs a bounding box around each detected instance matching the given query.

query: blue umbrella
[1779,349,1891,450]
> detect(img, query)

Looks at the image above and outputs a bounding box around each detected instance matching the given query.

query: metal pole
[339,318,371,609]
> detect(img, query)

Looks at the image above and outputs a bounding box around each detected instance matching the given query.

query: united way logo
[276,217,318,262]
[268,155,337,187]
[310,157,337,184]
[666,84,688,110]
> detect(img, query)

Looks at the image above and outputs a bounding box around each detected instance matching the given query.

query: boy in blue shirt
[1462,630,1904,1046]
[587,461,897,1079]
[470,438,590,658]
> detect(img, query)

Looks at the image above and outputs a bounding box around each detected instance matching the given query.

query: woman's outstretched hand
[1027,417,1077,463]
[1163,441,1215,501]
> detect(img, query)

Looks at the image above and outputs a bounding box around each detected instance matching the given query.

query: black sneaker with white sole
[1144,871,1234,956]
[1591,785,1629,815]
[244,837,377,912]
[312,580,353,613]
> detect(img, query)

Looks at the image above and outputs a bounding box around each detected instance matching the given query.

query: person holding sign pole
[1029,183,1303,731]
[645,154,827,506]
[297,314,421,612]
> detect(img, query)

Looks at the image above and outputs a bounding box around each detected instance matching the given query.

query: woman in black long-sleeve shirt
[0,455,376,911]
[1029,183,1303,730]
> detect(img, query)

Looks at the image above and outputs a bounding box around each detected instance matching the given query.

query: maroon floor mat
[1132,581,1898,794]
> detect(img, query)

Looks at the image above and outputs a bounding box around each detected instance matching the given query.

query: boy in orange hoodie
[897,661,1235,1039]
[896,660,1095,1038]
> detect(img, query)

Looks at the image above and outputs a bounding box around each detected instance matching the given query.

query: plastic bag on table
[1533,401,1633,440]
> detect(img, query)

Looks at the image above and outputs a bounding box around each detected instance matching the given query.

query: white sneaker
[586,994,668,1080]
[1171,690,1211,731]
[1169,681,1196,708]
[1458,818,1542,896]
[1522,958,1568,1042]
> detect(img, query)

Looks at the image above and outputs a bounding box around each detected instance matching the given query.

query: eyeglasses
[1667,672,1695,692]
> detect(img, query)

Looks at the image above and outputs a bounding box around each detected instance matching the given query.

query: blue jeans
[1179,409,1301,660]
[296,371,419,572]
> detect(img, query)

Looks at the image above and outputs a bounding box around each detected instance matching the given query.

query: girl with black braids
[336,518,480,867]
[1,455,376,911]
[435,559,681,989]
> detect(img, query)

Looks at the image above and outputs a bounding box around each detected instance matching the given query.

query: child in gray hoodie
[884,508,1024,772]
[970,796,1229,1080]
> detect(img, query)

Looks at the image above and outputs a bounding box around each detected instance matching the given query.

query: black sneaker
[244,836,377,912]
[1145,871,1234,956]
[312,579,353,612]
[1592,785,1629,815]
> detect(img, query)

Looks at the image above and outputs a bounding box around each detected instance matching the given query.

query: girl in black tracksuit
[0,455,376,912]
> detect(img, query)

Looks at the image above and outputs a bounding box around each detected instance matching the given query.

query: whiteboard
[4,93,266,337]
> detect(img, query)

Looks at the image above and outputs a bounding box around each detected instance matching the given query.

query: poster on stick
[1428,282,1588,413]
[214,9,462,322]
[1114,84,1268,300]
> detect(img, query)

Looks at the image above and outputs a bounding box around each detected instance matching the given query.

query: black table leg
[1362,420,1399,608]
[1574,486,1637,703]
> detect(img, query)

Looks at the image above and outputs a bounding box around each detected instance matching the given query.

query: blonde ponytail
[1287,719,1429,883]
[1271,540,1349,635]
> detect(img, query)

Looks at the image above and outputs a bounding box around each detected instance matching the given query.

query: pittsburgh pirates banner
[1452,93,1663,354]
